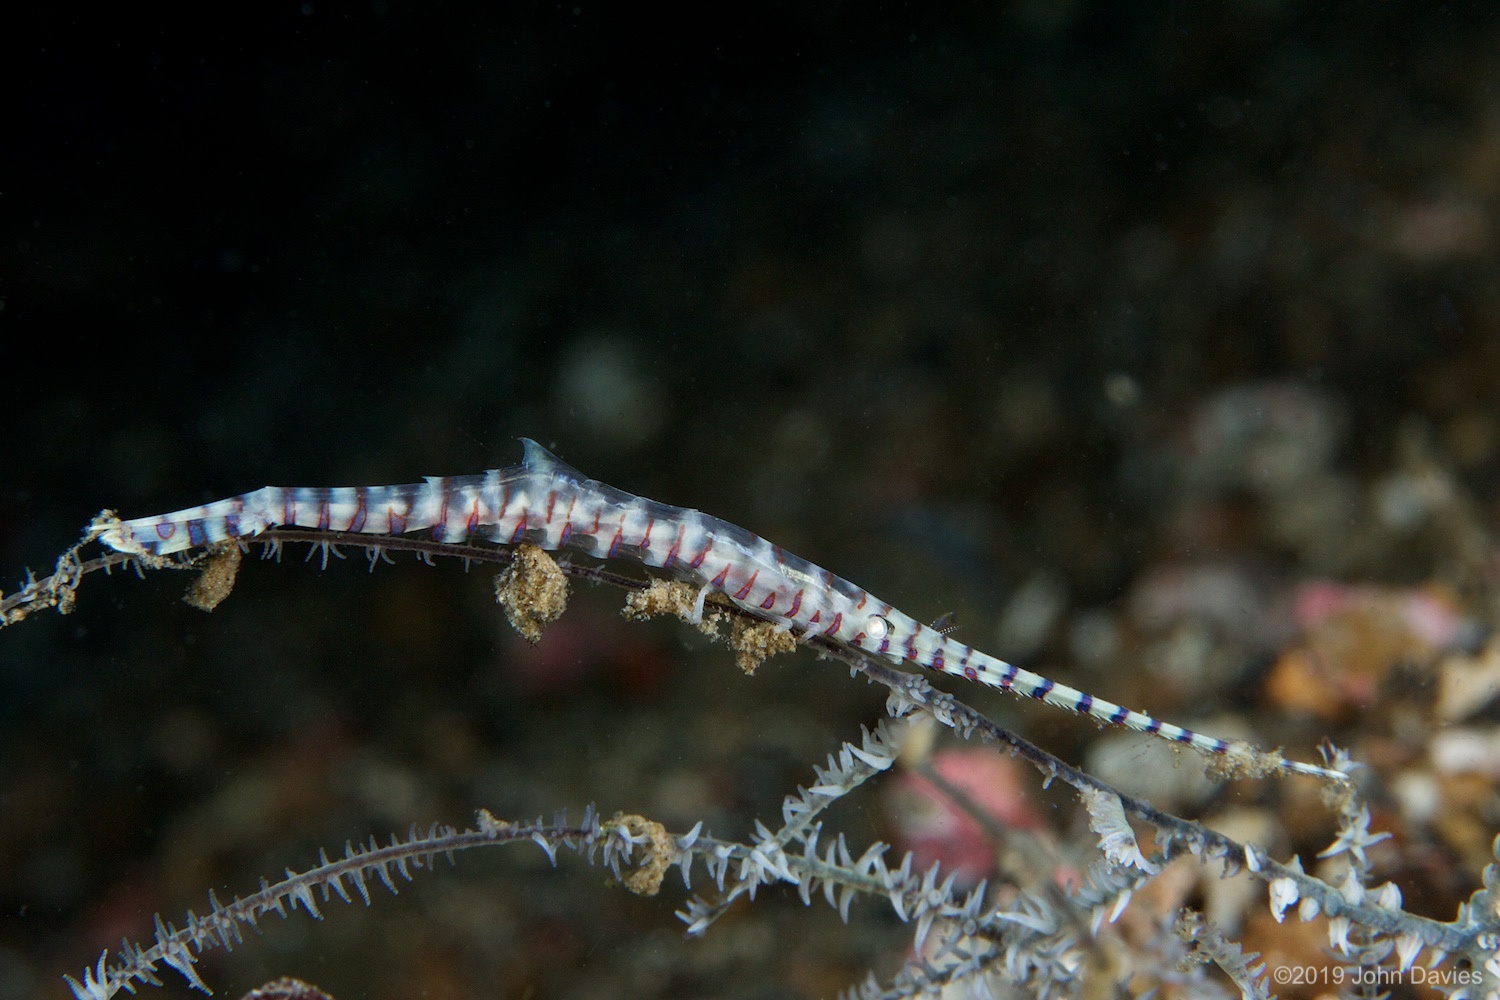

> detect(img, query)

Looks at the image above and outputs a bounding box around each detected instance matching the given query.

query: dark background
[3,3,1499,997]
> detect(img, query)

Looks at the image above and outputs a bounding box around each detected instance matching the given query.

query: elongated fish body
[93,438,1341,780]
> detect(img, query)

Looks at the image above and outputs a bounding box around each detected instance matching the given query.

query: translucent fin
[519,438,590,485]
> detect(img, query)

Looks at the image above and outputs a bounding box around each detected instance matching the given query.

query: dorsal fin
[519,437,589,485]
[930,611,961,635]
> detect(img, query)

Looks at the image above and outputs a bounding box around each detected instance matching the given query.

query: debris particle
[729,616,797,675]
[183,543,243,612]
[612,812,672,896]
[495,544,568,642]
[237,977,336,1000]
[623,579,724,637]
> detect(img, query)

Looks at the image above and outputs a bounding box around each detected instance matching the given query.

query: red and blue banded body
[93,438,1342,781]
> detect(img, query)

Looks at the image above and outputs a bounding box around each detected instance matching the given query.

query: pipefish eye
[866,615,891,639]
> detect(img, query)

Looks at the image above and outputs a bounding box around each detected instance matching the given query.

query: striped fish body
[94,438,1335,779]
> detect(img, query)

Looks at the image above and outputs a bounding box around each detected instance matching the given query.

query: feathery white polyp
[92,438,1344,781]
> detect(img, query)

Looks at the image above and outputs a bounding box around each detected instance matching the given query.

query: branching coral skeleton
[3,447,1499,997]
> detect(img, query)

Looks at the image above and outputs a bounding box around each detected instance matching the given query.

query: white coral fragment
[1080,786,1159,874]
[1395,931,1422,972]
[1268,876,1300,923]
[1327,915,1353,955]
[63,953,112,1000]
[1317,803,1391,868]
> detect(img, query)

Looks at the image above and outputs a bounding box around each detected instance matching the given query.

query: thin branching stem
[10,523,1499,998]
